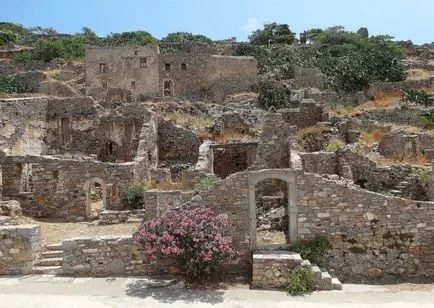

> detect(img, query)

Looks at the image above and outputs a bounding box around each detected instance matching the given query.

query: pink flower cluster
[133,206,237,278]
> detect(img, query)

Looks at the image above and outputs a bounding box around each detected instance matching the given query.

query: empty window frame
[140,57,147,68]
[99,63,108,73]
[165,63,171,71]
[181,63,187,70]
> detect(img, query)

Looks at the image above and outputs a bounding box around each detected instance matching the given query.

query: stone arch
[248,169,298,251]
[83,177,107,220]
[163,79,174,96]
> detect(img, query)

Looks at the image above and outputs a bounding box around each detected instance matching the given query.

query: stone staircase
[32,243,63,275]
[252,250,342,291]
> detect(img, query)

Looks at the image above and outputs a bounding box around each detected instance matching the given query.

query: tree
[0,32,17,46]
[104,31,157,47]
[249,22,295,45]
[161,32,212,44]
[300,28,324,44]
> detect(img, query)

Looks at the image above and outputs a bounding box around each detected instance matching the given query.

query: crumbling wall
[183,169,434,283]
[379,129,434,161]
[97,116,144,163]
[292,66,326,89]
[1,156,140,220]
[211,143,257,178]
[157,120,200,165]
[253,113,292,169]
[281,99,328,129]
[297,172,434,283]
[86,46,161,100]
[43,96,99,155]
[0,97,48,155]
[0,225,41,275]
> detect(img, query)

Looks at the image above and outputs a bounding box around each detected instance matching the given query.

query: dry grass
[297,126,331,141]
[365,152,430,167]
[213,132,257,144]
[324,138,345,152]
[361,128,386,144]
[329,91,401,116]
[394,124,434,135]
[165,111,212,131]
[405,69,434,81]
[226,91,258,99]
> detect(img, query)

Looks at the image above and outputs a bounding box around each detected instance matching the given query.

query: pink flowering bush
[133,206,237,281]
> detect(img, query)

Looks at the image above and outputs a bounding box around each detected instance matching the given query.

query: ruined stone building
[86,45,257,102]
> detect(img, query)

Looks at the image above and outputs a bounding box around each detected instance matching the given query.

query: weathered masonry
[85,45,258,102]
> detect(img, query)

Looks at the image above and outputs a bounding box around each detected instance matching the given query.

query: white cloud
[241,17,261,33]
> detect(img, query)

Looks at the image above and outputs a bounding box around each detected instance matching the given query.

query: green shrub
[293,235,331,264]
[401,89,434,107]
[414,167,432,189]
[194,175,218,193]
[286,266,315,296]
[0,75,25,93]
[258,80,291,109]
[122,184,147,209]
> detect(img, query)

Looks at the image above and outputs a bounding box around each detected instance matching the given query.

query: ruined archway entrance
[163,79,174,96]
[84,177,107,220]
[248,169,298,251]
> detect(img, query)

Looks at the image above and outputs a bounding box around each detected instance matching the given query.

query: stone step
[32,266,62,275]
[331,277,343,290]
[45,243,62,251]
[35,257,63,267]
[127,217,143,223]
[41,250,63,258]
[320,270,332,284]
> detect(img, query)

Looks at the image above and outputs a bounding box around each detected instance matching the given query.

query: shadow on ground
[125,279,225,304]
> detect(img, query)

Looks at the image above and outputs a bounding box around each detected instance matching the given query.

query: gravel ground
[17,216,140,245]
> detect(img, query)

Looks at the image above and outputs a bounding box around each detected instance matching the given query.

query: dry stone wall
[183,169,433,283]
[62,235,174,277]
[0,225,41,275]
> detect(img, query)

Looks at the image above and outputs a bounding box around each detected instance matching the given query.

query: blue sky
[1,0,433,44]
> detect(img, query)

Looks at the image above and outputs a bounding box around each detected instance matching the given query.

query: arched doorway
[248,169,298,251]
[83,177,107,220]
[163,79,174,96]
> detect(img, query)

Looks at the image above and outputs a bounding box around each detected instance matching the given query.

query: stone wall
[367,78,434,97]
[211,143,257,178]
[0,97,48,156]
[142,190,194,218]
[379,129,434,160]
[183,169,434,283]
[253,113,293,169]
[0,225,41,275]
[1,155,145,220]
[86,46,161,100]
[297,172,434,283]
[359,108,433,128]
[62,235,174,277]
[157,120,200,165]
[281,99,328,129]
[292,66,326,90]
[305,89,366,106]
[300,152,338,175]
[86,46,257,103]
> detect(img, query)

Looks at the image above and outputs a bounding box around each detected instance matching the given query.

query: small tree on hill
[249,22,295,45]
